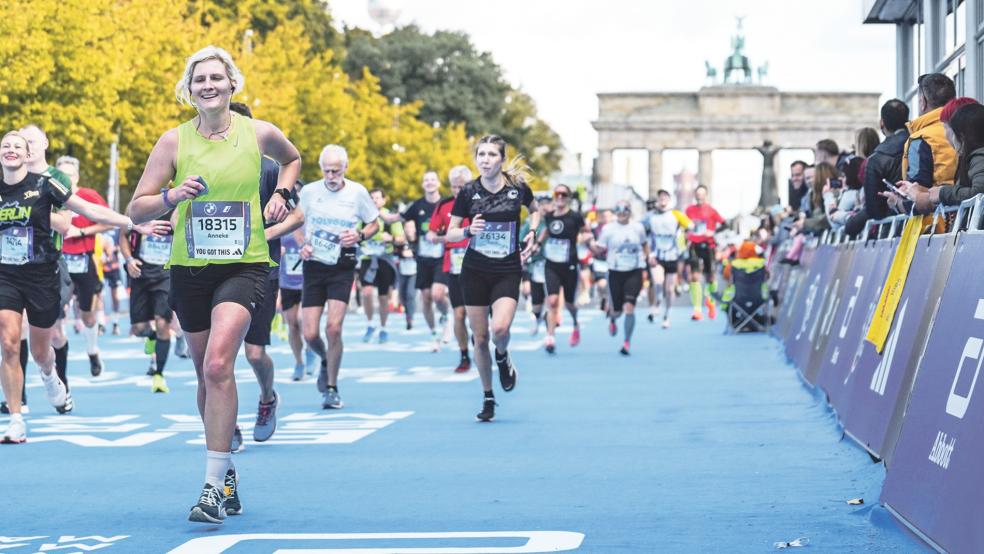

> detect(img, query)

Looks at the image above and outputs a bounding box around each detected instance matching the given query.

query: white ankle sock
[205,450,231,488]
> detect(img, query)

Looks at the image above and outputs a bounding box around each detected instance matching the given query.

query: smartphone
[829,178,842,189]
[194,176,209,197]
[881,178,910,199]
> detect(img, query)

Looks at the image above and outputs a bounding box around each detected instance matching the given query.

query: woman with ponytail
[445,135,540,422]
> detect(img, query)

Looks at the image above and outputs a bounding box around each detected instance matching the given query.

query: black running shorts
[545,262,579,304]
[67,252,103,312]
[358,258,396,295]
[280,288,302,311]
[245,277,280,346]
[657,259,679,274]
[461,268,521,306]
[169,263,269,333]
[0,262,61,328]
[530,279,546,307]
[414,257,448,290]
[687,242,714,276]
[608,269,643,310]
[448,273,465,309]
[302,260,355,307]
[129,275,172,324]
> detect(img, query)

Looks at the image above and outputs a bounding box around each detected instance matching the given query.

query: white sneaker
[2,418,26,444]
[41,371,67,408]
[442,321,453,344]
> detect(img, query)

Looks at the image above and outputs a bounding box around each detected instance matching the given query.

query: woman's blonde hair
[174,46,245,107]
[475,135,533,187]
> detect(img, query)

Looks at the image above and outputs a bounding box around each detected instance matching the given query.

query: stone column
[648,148,662,200]
[596,149,613,190]
[698,150,714,198]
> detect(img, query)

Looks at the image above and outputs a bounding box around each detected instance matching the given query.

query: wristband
[126,218,134,232]
[463,227,472,238]
[161,187,176,210]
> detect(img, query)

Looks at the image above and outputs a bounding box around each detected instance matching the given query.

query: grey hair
[319,144,349,167]
[175,46,245,107]
[55,155,80,172]
[448,165,472,183]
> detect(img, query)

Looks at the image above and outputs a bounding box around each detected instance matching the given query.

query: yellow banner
[866,217,923,352]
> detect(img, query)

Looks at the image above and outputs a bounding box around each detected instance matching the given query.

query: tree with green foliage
[343,24,562,187]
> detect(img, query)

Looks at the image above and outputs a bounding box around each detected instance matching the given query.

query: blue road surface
[3,306,924,552]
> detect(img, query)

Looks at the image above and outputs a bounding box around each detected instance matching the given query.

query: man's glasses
[554,191,570,198]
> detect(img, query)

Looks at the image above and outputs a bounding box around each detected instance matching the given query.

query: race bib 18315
[186,201,249,260]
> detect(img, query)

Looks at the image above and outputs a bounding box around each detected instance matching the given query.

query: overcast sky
[330,0,899,214]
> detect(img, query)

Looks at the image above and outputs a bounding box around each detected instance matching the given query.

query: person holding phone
[127,46,300,524]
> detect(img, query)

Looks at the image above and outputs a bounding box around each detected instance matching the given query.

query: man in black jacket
[845,99,910,237]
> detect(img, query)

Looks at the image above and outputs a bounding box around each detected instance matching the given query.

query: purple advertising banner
[842,235,956,462]
[880,233,984,553]
[802,245,858,384]
[785,245,841,374]
[814,240,893,413]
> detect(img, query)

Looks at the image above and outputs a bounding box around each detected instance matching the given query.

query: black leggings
[530,279,546,306]
[545,262,578,304]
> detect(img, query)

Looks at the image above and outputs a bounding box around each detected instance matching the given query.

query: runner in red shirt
[58,158,112,375]
[428,165,473,373]
[684,185,725,321]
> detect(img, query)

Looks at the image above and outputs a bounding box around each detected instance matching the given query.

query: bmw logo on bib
[204,202,217,216]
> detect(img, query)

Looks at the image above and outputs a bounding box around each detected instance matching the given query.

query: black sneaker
[88,354,103,377]
[495,351,517,392]
[316,358,328,394]
[224,468,242,515]
[476,398,497,422]
[188,483,227,524]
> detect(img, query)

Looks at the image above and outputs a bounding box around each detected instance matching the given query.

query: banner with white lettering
[784,245,840,375]
[841,235,956,462]
[881,232,984,553]
[802,244,858,384]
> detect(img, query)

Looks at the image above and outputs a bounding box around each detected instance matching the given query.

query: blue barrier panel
[802,244,858,384]
[841,234,956,462]
[814,240,893,414]
[881,232,984,553]
[786,245,841,374]
[775,241,820,338]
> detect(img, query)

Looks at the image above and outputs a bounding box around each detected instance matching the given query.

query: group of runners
[0,46,729,524]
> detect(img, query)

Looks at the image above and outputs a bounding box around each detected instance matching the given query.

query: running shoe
[706,297,717,320]
[620,341,631,356]
[495,351,517,392]
[224,467,242,515]
[405,320,413,331]
[98,323,106,335]
[454,355,471,373]
[151,374,169,394]
[379,329,389,344]
[608,319,617,337]
[362,326,376,343]
[316,358,328,394]
[291,362,304,382]
[231,425,244,453]
[174,335,190,359]
[56,392,74,414]
[431,331,441,353]
[1,418,26,444]
[442,320,453,344]
[569,326,581,347]
[0,402,6,415]
[253,391,278,442]
[647,313,655,323]
[144,337,156,355]
[88,353,103,377]
[41,372,67,408]
[188,483,227,524]
[146,356,157,376]
[322,388,344,409]
[529,314,540,336]
[111,323,120,336]
[545,335,556,355]
[662,317,671,329]
[476,398,497,422]
[691,311,703,321]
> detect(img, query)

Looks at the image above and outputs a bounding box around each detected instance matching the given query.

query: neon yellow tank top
[169,113,270,267]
